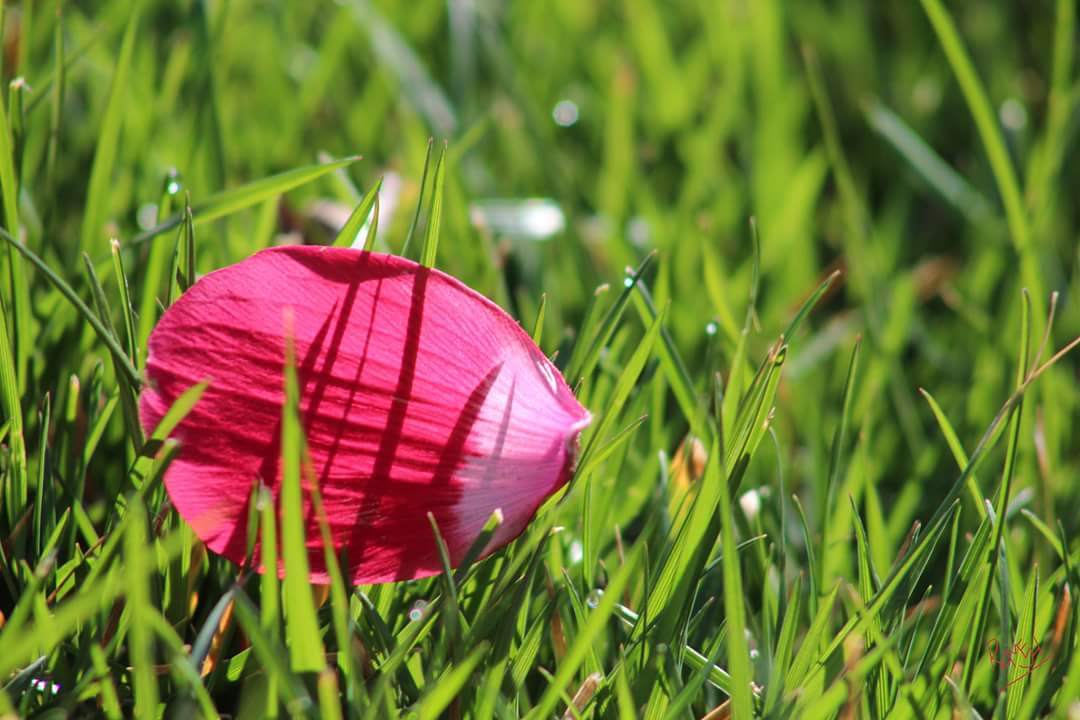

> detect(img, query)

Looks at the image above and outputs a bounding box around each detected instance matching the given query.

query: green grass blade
[570,252,655,385]
[82,252,142,450]
[109,240,139,366]
[365,194,382,253]
[0,228,139,386]
[413,641,490,720]
[80,0,142,257]
[131,156,362,247]
[526,539,644,719]
[918,387,986,519]
[280,311,326,673]
[308,474,359,704]
[231,590,315,717]
[630,276,702,439]
[784,583,840,697]
[718,433,753,716]
[136,171,183,349]
[531,293,546,345]
[420,141,448,268]
[919,0,1044,316]
[401,138,434,257]
[334,176,383,248]
[764,574,802,713]
[144,613,222,720]
[1006,566,1039,716]
[124,499,160,719]
[257,485,281,715]
[0,303,25,529]
[576,303,664,480]
[820,338,860,588]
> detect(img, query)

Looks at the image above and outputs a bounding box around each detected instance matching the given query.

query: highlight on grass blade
[139,245,591,585]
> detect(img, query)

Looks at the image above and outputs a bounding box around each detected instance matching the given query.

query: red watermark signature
[986,638,1050,687]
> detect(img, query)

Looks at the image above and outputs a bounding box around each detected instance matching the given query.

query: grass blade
[919,0,1044,315]
[0,228,139,386]
[280,310,326,673]
[919,387,986,519]
[420,141,448,268]
[718,434,753,716]
[131,156,362,247]
[334,176,383,249]
[80,0,142,257]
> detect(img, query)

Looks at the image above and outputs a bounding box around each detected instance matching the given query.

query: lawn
[0,1,1078,717]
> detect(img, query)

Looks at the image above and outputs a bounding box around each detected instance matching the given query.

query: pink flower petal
[140,246,590,584]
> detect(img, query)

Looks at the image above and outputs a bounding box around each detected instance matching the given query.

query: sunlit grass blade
[280,310,326,673]
[0,304,25,529]
[124,499,160,719]
[0,56,30,399]
[401,137,434,257]
[0,90,26,529]
[780,268,841,350]
[256,484,282,715]
[784,583,840,698]
[569,252,654,385]
[763,574,801,714]
[131,156,362,247]
[420,140,448,268]
[718,432,753,717]
[575,414,646,480]
[166,201,193,303]
[89,644,123,720]
[819,337,860,587]
[365,194,382,253]
[918,387,986,519]
[1006,566,1039,716]
[563,284,609,381]
[309,472,359,701]
[1019,509,1064,560]
[805,501,955,692]
[182,200,195,293]
[532,293,546,345]
[32,395,52,559]
[576,304,664,480]
[80,0,142,257]
[334,176,382,248]
[427,512,463,670]
[453,509,503,587]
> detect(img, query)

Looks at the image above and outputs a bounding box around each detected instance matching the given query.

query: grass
[1,1,1079,717]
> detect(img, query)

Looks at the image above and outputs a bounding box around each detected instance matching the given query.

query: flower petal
[140,246,590,584]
